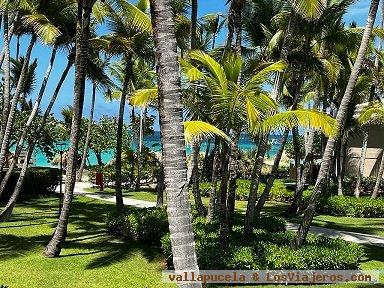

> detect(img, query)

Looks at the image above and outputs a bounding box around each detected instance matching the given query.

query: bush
[161,216,363,271]
[253,216,286,232]
[106,207,168,245]
[0,167,61,203]
[338,176,384,197]
[320,196,384,218]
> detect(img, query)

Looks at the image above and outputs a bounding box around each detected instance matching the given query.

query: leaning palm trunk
[149,0,200,281]
[244,134,268,235]
[0,35,36,174]
[337,141,347,195]
[0,11,17,68]
[1,11,11,139]
[293,0,379,248]
[135,108,145,191]
[190,0,198,49]
[372,151,384,198]
[226,133,240,232]
[207,138,220,222]
[44,1,94,258]
[115,60,131,214]
[0,45,59,197]
[253,129,289,219]
[284,126,313,216]
[191,140,206,216]
[354,129,369,197]
[77,82,96,182]
[0,144,33,221]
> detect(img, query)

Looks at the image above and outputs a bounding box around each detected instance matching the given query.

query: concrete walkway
[286,223,384,247]
[55,181,156,208]
[58,182,384,247]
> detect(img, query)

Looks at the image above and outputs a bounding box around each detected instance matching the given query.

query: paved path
[286,223,384,247]
[58,182,384,247]
[55,181,156,208]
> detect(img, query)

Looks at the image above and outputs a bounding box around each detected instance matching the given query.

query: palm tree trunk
[156,161,165,207]
[0,11,17,68]
[44,1,93,258]
[77,82,96,182]
[293,0,379,249]
[191,140,206,216]
[115,59,132,214]
[0,45,59,197]
[150,0,200,280]
[135,108,145,191]
[190,0,198,49]
[219,143,230,243]
[244,133,268,235]
[372,150,384,198]
[200,138,211,182]
[1,11,10,141]
[354,128,369,197]
[226,132,239,232]
[0,34,36,174]
[207,137,220,222]
[129,107,136,186]
[337,141,346,195]
[253,129,289,220]
[0,143,33,222]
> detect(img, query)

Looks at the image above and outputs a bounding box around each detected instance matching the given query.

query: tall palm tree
[293,0,380,248]
[357,100,384,198]
[77,53,112,181]
[44,0,97,258]
[149,0,201,280]
[96,0,153,213]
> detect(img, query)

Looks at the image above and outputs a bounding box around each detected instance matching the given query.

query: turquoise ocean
[32,132,288,167]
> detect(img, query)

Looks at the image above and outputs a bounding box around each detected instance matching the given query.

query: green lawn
[1,195,383,287]
[0,196,174,288]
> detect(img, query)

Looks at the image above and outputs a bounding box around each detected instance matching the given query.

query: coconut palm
[293,0,380,248]
[44,0,97,258]
[149,0,201,280]
[95,0,153,213]
[77,52,113,181]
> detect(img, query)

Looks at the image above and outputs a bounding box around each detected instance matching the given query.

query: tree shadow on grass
[1,195,165,270]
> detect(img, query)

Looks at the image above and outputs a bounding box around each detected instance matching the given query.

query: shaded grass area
[0,196,174,288]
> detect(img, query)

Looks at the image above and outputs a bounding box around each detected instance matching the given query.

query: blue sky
[2,0,375,131]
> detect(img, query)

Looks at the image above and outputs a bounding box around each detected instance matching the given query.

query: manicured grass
[0,196,174,288]
[1,195,383,287]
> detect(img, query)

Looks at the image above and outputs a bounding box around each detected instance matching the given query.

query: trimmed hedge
[319,196,384,218]
[0,167,61,203]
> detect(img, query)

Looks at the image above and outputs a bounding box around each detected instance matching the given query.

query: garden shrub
[0,167,61,203]
[253,216,286,232]
[320,196,384,218]
[106,207,168,245]
[336,176,384,197]
[161,216,364,271]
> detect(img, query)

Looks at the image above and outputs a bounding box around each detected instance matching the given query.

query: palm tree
[77,53,112,181]
[96,0,153,213]
[357,100,384,198]
[44,0,97,258]
[293,0,380,248]
[149,0,201,279]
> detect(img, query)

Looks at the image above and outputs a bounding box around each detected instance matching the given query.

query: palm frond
[130,88,158,107]
[289,0,326,20]
[184,120,230,144]
[258,110,337,138]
